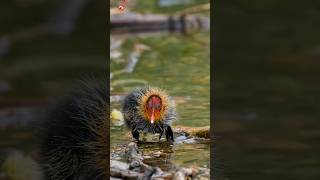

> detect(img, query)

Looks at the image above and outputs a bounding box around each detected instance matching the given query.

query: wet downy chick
[122,86,176,143]
[39,79,109,180]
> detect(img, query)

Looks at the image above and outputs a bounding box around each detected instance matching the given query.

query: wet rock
[110,95,125,103]
[143,155,152,159]
[152,151,162,158]
[110,160,129,170]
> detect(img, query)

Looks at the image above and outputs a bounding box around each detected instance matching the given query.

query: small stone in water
[153,151,161,158]
[176,135,188,141]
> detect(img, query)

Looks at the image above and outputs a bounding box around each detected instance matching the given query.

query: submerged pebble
[152,151,162,158]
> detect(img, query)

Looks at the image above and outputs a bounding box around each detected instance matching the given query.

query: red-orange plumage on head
[123,86,176,143]
[138,87,172,124]
[145,95,162,124]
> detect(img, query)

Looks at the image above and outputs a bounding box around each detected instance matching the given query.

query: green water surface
[110,32,211,169]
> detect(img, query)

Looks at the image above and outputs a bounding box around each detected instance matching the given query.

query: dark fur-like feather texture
[39,79,109,180]
[122,86,176,135]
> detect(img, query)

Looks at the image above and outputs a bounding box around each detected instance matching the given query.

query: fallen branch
[110,43,150,81]
[173,125,210,139]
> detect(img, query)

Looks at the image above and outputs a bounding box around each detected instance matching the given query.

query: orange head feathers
[138,87,171,124]
[123,86,176,142]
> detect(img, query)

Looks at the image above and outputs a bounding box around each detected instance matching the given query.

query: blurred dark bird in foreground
[39,79,109,180]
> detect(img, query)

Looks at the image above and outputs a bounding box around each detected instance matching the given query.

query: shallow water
[110,31,211,169]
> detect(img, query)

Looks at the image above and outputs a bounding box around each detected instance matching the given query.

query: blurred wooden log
[110,13,210,35]
[174,125,210,139]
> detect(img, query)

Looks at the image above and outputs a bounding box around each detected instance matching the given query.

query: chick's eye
[155,104,161,110]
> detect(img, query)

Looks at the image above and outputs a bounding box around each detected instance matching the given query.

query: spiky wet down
[39,79,109,179]
[123,86,176,136]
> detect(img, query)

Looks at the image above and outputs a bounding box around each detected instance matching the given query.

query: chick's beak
[150,108,155,124]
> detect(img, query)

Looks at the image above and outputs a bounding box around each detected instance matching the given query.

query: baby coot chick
[122,86,176,144]
[39,79,109,180]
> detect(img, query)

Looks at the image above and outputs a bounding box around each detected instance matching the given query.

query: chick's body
[122,86,176,143]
